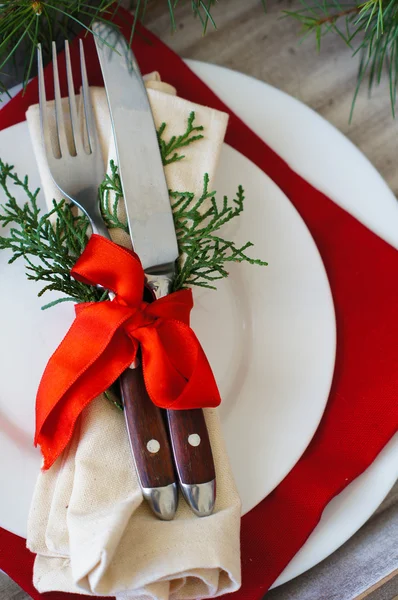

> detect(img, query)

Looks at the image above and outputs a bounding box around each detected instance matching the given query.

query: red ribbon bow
[35,235,221,469]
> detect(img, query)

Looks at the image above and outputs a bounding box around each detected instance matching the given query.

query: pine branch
[0,0,115,91]
[0,1,266,97]
[286,0,398,116]
[285,3,360,50]
[129,0,218,34]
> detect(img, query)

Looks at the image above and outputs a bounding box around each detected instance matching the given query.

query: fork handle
[120,363,178,520]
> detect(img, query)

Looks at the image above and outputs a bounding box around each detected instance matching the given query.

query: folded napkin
[24,74,241,599]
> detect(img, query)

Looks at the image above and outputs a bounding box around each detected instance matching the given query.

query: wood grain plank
[144,0,398,196]
[354,569,398,599]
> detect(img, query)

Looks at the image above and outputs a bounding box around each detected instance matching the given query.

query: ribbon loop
[35,235,221,469]
[71,235,145,306]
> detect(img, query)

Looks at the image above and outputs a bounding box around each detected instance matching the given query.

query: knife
[93,22,216,517]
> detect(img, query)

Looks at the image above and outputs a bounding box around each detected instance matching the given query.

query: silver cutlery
[93,22,216,517]
[37,39,178,520]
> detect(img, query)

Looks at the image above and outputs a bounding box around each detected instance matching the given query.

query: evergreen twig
[1,0,396,115]
[0,112,266,307]
[171,174,267,290]
[0,160,105,308]
[99,160,129,233]
[157,111,204,165]
[0,0,223,97]
[285,0,398,116]
[0,0,114,93]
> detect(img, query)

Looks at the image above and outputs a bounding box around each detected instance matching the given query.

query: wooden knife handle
[120,365,175,489]
[166,408,216,485]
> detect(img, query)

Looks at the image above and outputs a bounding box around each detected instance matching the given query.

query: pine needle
[285,0,398,116]
[0,0,220,96]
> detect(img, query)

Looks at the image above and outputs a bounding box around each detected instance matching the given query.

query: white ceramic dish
[0,121,336,538]
[184,60,398,587]
[1,59,398,587]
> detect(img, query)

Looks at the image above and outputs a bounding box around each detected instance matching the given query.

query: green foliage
[0,160,106,309]
[171,174,267,290]
[157,111,204,166]
[0,1,267,97]
[99,159,129,233]
[0,0,114,92]
[163,0,217,34]
[2,0,395,116]
[126,0,218,44]
[285,0,398,117]
[0,112,266,308]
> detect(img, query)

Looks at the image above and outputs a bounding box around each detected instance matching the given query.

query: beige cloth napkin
[25,73,242,599]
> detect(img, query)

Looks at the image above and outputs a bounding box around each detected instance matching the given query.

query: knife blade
[93,21,216,517]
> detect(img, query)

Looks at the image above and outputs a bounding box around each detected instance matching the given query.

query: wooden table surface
[144,0,398,195]
[1,1,397,598]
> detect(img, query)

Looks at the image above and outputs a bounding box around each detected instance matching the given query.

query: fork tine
[64,40,81,156]
[79,39,97,154]
[37,44,52,158]
[52,41,69,158]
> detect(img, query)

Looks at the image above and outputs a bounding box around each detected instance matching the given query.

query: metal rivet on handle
[147,439,160,453]
[188,434,201,447]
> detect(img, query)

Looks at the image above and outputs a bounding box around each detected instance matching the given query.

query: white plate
[2,58,398,587]
[0,121,336,537]
[185,60,398,586]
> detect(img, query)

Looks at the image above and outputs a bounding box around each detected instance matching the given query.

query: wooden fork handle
[120,363,178,520]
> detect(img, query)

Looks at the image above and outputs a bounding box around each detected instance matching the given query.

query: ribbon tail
[35,302,138,469]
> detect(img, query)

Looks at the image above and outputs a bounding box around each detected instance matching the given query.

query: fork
[38,41,109,240]
[37,40,178,520]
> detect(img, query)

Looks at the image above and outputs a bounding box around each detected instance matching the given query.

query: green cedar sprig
[171,174,267,290]
[0,161,105,309]
[98,159,129,234]
[157,111,204,165]
[0,111,267,308]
